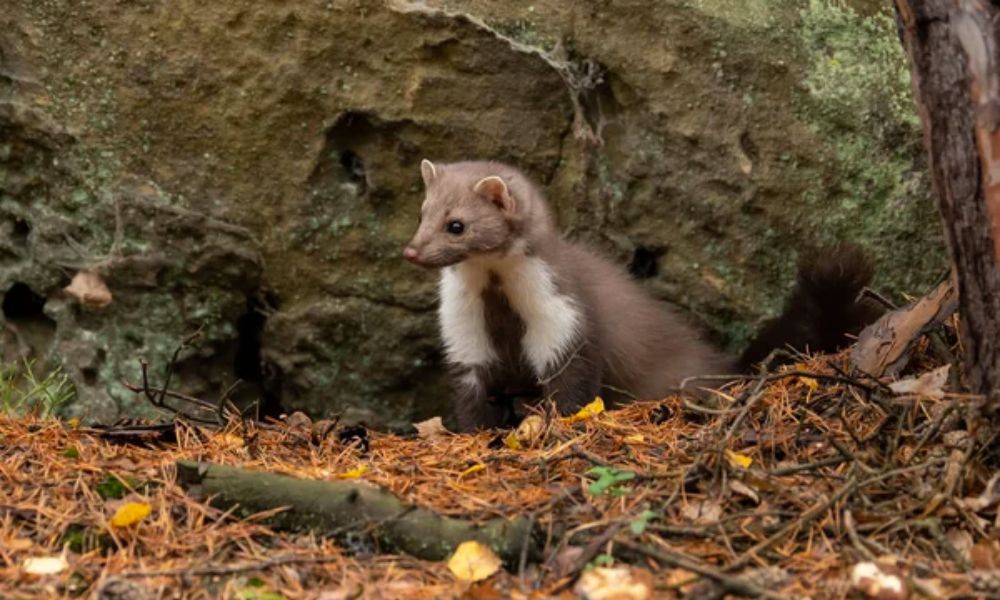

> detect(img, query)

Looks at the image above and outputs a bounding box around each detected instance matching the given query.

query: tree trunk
[895,0,1000,401]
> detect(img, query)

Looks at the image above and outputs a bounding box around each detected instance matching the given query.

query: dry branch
[851,275,958,377]
[174,460,535,564]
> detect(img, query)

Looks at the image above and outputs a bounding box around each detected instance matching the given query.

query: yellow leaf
[337,465,368,479]
[563,397,605,424]
[66,418,80,429]
[110,502,152,528]
[214,433,244,448]
[724,450,753,469]
[447,540,502,582]
[460,464,486,478]
[624,434,645,444]
[799,377,819,391]
[503,431,522,450]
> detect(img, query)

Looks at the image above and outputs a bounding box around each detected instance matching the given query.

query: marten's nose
[402,246,419,262]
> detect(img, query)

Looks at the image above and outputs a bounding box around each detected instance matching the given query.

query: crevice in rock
[628,245,665,280]
[234,287,284,419]
[12,218,30,245]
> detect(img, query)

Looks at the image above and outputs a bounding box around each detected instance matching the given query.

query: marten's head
[403,160,524,268]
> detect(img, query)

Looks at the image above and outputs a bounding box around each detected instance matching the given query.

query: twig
[768,456,846,477]
[616,538,787,599]
[119,554,344,578]
[727,475,859,570]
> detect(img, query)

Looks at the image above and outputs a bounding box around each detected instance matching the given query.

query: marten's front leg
[450,368,512,432]
[540,342,603,416]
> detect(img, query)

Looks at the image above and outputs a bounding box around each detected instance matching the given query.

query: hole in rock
[2,282,46,321]
[628,245,664,280]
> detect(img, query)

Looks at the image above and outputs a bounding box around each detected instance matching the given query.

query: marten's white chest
[438,254,582,377]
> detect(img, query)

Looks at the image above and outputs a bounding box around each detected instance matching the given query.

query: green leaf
[629,510,659,535]
[237,589,284,600]
[62,446,79,459]
[586,466,636,496]
[587,553,615,569]
[96,474,138,500]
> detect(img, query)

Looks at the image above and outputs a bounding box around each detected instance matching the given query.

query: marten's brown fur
[404,160,880,431]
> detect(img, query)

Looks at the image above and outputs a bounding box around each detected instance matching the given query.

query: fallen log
[175,460,535,564]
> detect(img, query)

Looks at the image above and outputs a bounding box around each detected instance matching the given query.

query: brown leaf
[573,566,653,600]
[965,472,1000,511]
[412,416,448,438]
[729,479,760,504]
[284,411,312,431]
[852,276,957,377]
[514,414,545,448]
[680,499,723,524]
[64,270,112,308]
[971,540,1000,570]
[888,365,950,400]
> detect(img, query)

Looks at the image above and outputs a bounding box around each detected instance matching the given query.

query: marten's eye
[446,220,465,235]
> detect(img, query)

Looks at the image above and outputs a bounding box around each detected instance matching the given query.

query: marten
[403,159,881,432]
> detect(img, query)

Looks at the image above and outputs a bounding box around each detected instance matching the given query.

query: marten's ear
[473,176,516,214]
[420,159,437,187]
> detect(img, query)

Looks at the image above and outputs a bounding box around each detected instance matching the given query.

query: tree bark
[175,460,535,564]
[895,0,1000,400]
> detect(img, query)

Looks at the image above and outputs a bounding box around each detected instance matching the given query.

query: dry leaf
[573,566,653,600]
[623,434,645,444]
[337,465,368,479]
[799,376,819,390]
[212,432,244,449]
[945,529,974,564]
[553,546,585,578]
[888,365,950,400]
[413,416,448,437]
[64,270,112,308]
[447,541,502,582]
[680,499,722,524]
[22,555,68,576]
[514,415,545,448]
[503,431,522,450]
[963,472,1000,512]
[563,397,605,424]
[8,537,33,551]
[725,449,753,469]
[730,480,760,504]
[850,561,909,600]
[970,539,1000,570]
[110,502,152,528]
[662,569,700,594]
[285,411,312,430]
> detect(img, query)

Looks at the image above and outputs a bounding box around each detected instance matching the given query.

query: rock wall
[0,0,945,429]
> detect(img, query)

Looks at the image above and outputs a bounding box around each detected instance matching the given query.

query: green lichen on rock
[794,0,945,293]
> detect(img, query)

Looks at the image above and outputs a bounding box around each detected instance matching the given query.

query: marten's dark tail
[738,243,885,370]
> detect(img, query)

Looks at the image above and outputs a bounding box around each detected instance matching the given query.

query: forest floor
[1,343,997,600]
